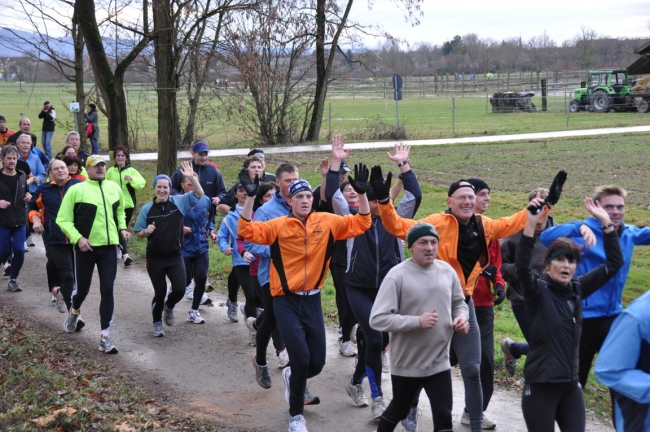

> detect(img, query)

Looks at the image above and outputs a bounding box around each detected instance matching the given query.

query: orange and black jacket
[28,178,82,245]
[239,210,371,297]
[378,202,545,296]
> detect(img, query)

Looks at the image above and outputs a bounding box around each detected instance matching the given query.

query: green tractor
[568,70,648,113]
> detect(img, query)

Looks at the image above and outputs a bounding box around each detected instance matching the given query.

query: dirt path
[3,238,615,432]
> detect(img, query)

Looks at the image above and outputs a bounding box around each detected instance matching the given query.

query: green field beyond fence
[1,78,649,153]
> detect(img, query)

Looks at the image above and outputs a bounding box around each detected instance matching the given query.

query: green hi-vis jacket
[105,164,146,209]
[56,178,127,246]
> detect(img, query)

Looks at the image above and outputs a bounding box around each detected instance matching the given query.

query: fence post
[541,79,547,112]
[452,97,456,134]
[328,102,332,139]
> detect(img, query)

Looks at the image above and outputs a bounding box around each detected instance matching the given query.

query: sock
[101,328,110,338]
[71,308,80,315]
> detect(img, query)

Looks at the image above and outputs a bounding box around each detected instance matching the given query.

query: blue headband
[153,174,172,188]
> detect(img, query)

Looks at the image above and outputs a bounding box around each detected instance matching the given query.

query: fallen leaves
[30,407,77,428]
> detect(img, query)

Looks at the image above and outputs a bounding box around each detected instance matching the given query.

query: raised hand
[180,160,194,178]
[239,171,260,197]
[331,134,350,162]
[546,170,567,206]
[348,163,369,194]
[386,142,411,163]
[369,165,392,202]
[320,158,330,176]
[584,197,611,226]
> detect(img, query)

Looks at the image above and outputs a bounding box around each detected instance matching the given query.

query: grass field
[1,82,650,152]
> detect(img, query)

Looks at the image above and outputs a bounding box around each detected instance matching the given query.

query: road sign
[394,91,402,101]
[392,74,403,91]
[70,102,80,113]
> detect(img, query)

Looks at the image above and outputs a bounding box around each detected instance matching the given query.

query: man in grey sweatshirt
[370,222,469,432]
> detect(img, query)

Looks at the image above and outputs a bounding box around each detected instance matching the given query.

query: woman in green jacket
[106,145,146,266]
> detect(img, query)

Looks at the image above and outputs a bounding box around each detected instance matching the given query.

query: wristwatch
[602,223,614,230]
[397,160,408,167]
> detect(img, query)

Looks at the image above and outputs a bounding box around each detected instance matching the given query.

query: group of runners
[1,125,649,432]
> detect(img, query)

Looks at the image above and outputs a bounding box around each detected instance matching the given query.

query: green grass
[2,82,650,151]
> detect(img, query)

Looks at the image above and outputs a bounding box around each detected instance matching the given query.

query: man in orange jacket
[238,167,372,432]
[370,168,561,432]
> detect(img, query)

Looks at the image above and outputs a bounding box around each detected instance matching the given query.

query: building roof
[629,40,650,75]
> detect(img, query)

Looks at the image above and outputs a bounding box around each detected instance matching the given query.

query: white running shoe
[53,287,66,313]
[350,324,358,344]
[282,366,292,404]
[153,321,165,337]
[278,349,290,368]
[226,299,238,322]
[99,335,118,354]
[184,285,194,300]
[401,406,421,432]
[345,377,369,407]
[163,304,174,326]
[339,341,356,357]
[381,349,390,373]
[246,316,257,346]
[371,396,386,419]
[288,414,308,432]
[187,309,205,324]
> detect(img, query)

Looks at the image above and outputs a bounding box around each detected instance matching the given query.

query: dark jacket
[515,229,623,384]
[0,170,28,227]
[326,168,422,289]
[28,178,82,244]
[38,108,56,132]
[84,111,99,139]
[219,169,275,207]
[501,216,556,305]
[170,161,226,222]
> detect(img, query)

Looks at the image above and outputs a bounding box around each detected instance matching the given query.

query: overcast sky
[352,0,649,48]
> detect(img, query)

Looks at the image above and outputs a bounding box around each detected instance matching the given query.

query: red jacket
[472,240,505,306]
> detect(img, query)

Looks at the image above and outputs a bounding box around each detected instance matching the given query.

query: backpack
[85,122,94,136]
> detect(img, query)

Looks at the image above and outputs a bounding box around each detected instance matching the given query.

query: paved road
[3,237,615,431]
[127,125,650,161]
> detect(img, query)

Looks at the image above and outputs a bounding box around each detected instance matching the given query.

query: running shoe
[501,337,518,376]
[75,316,85,331]
[200,294,213,306]
[304,385,320,405]
[123,254,132,267]
[381,349,390,373]
[401,406,420,432]
[282,366,292,404]
[278,349,290,369]
[153,321,165,337]
[461,409,497,429]
[371,396,386,419]
[163,304,174,326]
[345,377,368,407]
[7,279,22,292]
[205,280,214,293]
[64,309,81,333]
[246,316,257,346]
[50,288,58,302]
[3,262,10,277]
[338,327,343,340]
[187,309,205,324]
[184,283,194,300]
[99,335,118,354]
[226,299,238,322]
[339,341,356,357]
[116,246,122,260]
[53,287,67,313]
[288,414,308,432]
[350,324,358,344]
[26,235,35,247]
[253,355,272,389]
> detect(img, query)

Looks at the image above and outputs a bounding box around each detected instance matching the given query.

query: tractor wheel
[591,90,612,113]
[569,100,581,113]
[637,99,649,114]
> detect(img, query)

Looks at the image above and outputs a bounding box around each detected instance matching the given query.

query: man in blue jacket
[595,290,650,431]
[541,184,650,388]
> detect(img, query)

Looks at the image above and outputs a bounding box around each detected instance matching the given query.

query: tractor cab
[570,70,632,113]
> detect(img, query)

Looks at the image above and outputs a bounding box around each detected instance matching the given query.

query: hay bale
[632,76,650,91]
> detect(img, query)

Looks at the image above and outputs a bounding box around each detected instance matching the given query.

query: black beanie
[466,178,490,193]
[0,115,5,122]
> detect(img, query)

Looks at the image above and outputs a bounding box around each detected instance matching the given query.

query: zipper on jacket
[302,224,308,292]
[98,180,111,242]
[373,220,380,289]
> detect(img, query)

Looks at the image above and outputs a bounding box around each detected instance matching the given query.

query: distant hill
[0,27,76,58]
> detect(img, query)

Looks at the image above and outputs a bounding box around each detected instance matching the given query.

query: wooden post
[541,79,547,112]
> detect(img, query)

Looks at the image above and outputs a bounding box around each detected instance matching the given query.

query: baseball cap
[44,101,50,105]
[340,160,352,174]
[448,180,475,197]
[247,148,265,159]
[192,141,210,153]
[85,155,107,167]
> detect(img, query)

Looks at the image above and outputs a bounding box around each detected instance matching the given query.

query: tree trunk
[75,0,149,152]
[72,16,88,150]
[305,0,353,143]
[152,0,181,175]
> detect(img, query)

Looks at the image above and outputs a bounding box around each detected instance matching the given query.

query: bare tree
[573,26,599,76]
[499,37,524,90]
[75,0,150,151]
[527,31,557,84]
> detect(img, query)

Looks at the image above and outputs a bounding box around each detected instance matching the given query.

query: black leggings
[255,282,285,365]
[233,265,257,318]
[377,370,453,432]
[579,315,617,388]
[184,252,209,310]
[331,263,356,342]
[119,208,134,255]
[521,381,585,432]
[475,305,494,411]
[146,253,186,323]
[227,268,239,302]
[73,245,117,330]
[48,243,75,310]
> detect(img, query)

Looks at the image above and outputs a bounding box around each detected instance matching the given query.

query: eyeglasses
[602,205,625,211]
[451,195,475,202]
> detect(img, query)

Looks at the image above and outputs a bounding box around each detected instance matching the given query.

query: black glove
[348,163,369,194]
[369,165,392,203]
[239,172,260,197]
[528,170,567,215]
[493,284,506,305]
[481,265,497,282]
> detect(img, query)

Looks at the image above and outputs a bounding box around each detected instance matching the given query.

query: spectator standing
[38,101,56,159]
[0,115,16,145]
[84,104,100,154]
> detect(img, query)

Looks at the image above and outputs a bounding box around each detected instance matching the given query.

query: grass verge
[0,305,226,431]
